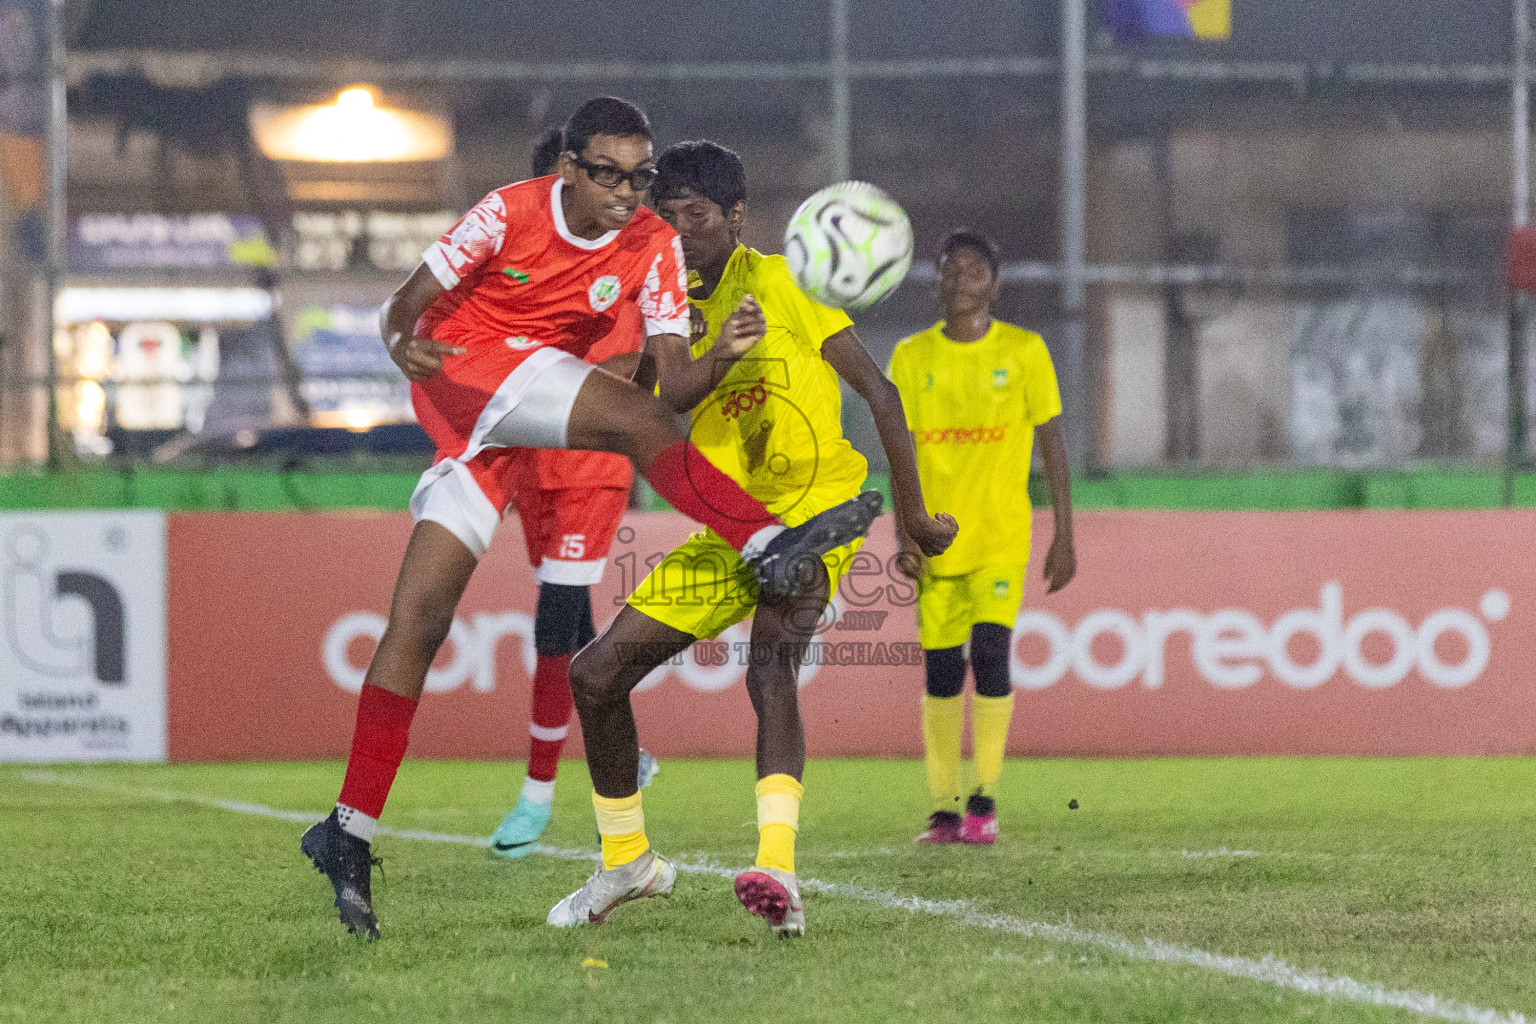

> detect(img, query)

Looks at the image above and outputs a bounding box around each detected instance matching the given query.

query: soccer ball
[784,181,913,309]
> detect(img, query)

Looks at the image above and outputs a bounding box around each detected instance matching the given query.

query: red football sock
[644,440,777,550]
[337,684,418,821]
[527,654,574,784]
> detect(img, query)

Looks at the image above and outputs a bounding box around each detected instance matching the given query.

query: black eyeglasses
[570,154,658,192]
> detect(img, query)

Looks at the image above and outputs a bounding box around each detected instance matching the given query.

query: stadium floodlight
[250,86,452,163]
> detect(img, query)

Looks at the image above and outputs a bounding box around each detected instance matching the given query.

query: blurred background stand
[5,0,1536,495]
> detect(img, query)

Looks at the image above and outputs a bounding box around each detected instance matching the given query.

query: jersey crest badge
[992,368,1009,389]
[588,275,622,312]
[505,335,540,350]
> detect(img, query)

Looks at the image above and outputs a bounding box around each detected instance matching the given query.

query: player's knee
[924,645,966,698]
[635,391,677,433]
[760,569,831,634]
[614,396,681,459]
[568,644,620,708]
[970,623,1012,698]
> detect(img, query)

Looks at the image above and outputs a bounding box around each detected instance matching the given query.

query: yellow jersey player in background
[548,141,955,936]
[887,229,1076,846]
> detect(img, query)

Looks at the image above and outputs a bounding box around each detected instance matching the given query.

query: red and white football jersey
[413,175,684,492]
[417,175,689,357]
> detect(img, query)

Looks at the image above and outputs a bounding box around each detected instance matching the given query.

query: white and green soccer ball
[784,181,913,309]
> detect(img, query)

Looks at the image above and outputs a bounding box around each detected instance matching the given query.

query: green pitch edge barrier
[0,468,421,512]
[1061,468,1536,511]
[3,466,1536,513]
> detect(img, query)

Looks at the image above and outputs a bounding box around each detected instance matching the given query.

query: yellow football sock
[755,774,803,874]
[972,693,1016,799]
[922,694,964,813]
[593,791,649,870]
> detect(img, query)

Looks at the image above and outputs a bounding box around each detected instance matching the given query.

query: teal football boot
[490,793,553,859]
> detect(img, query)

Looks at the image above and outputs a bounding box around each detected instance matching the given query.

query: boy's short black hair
[530,126,563,177]
[561,97,652,159]
[939,228,1002,279]
[652,140,747,213]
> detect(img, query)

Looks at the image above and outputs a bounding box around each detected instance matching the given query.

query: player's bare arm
[821,326,957,570]
[1036,417,1076,593]
[380,263,464,382]
[649,295,766,413]
[891,483,925,581]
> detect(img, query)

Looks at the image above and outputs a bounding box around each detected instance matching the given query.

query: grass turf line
[2,758,1533,1024]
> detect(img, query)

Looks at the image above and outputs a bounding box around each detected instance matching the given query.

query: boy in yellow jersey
[547,141,956,935]
[887,229,1076,846]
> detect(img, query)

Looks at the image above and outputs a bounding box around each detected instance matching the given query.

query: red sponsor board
[168,510,1536,761]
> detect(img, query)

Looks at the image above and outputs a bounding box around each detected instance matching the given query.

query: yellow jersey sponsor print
[887,320,1061,576]
[687,245,867,522]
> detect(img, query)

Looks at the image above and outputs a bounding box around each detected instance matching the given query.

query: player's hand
[390,335,465,381]
[904,511,957,559]
[1043,533,1076,594]
[689,304,709,344]
[895,546,925,580]
[716,294,766,359]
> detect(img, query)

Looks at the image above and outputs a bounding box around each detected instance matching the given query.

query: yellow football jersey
[688,245,867,522]
[887,320,1061,576]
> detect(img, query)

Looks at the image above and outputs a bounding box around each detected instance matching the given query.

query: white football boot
[546,849,676,927]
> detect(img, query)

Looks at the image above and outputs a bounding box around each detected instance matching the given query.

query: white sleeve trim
[644,314,691,338]
[422,243,461,289]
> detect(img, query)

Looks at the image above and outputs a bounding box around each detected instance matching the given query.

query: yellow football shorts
[628,528,864,640]
[916,565,1027,650]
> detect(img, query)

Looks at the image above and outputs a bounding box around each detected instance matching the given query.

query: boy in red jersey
[300,98,882,940]
[489,131,653,858]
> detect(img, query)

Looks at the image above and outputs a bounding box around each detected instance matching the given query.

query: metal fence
[2,0,1533,483]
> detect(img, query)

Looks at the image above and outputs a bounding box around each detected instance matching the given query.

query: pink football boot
[961,793,998,845]
[734,868,805,937]
[914,811,963,844]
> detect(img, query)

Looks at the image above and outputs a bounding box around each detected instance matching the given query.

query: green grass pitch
[2,757,1533,1024]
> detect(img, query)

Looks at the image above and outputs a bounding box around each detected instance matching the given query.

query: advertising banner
[165,509,1536,761]
[0,511,167,762]
[70,214,275,270]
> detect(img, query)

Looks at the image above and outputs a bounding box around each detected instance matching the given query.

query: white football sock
[741,524,785,561]
[335,803,377,842]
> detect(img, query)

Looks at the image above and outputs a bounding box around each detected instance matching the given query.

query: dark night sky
[73,0,1514,65]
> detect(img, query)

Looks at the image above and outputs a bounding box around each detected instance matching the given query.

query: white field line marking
[16,771,1528,1024]
[815,847,896,858]
[18,770,600,860]
[1181,848,1259,859]
[810,847,1260,861]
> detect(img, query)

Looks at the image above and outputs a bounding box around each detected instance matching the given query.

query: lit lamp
[250,87,452,163]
